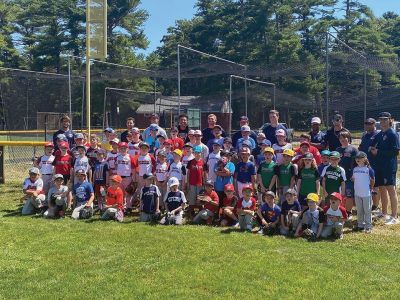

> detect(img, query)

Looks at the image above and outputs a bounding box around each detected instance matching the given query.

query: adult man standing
[201,114,226,145]
[323,113,350,151]
[309,117,325,150]
[177,114,190,142]
[120,117,135,143]
[142,113,167,141]
[232,116,257,148]
[53,115,75,149]
[370,112,399,225]
[262,110,287,145]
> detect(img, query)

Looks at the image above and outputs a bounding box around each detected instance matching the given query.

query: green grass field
[1,181,400,299]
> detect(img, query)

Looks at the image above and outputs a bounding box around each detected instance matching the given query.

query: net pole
[86,0,91,135]
[229,76,232,136]
[177,45,181,114]
[273,85,276,110]
[325,31,329,126]
[244,66,248,117]
[154,78,157,113]
[364,65,367,121]
[103,88,107,131]
[68,57,72,129]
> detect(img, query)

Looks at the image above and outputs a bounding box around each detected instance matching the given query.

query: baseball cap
[223,137,232,143]
[110,175,122,183]
[220,150,230,157]
[306,193,319,203]
[241,184,253,192]
[170,127,178,132]
[264,147,274,154]
[300,141,310,148]
[76,145,86,151]
[260,139,271,146]
[109,138,120,145]
[224,184,235,191]
[150,113,159,118]
[131,127,140,134]
[364,118,376,124]
[257,132,266,139]
[240,125,251,132]
[188,129,195,135]
[284,188,296,196]
[74,133,84,139]
[59,141,69,149]
[167,177,180,187]
[241,140,252,148]
[378,112,391,119]
[194,130,202,136]
[211,139,221,146]
[149,124,158,131]
[321,150,331,157]
[157,150,167,157]
[173,149,183,157]
[205,179,214,187]
[240,147,251,154]
[213,125,222,131]
[28,167,40,174]
[329,192,343,202]
[303,152,314,159]
[157,134,165,139]
[56,134,67,141]
[139,141,150,148]
[75,169,86,176]
[193,145,202,153]
[276,129,286,136]
[330,151,340,158]
[282,149,295,157]
[356,151,367,159]
[184,143,193,148]
[44,142,54,148]
[104,127,114,133]
[118,142,128,148]
[311,117,321,124]
[240,116,249,121]
[163,139,173,145]
[143,173,154,180]
[264,191,275,198]
[53,174,64,181]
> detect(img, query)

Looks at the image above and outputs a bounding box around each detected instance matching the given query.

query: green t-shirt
[322,165,346,194]
[299,167,319,195]
[257,161,276,188]
[274,163,296,187]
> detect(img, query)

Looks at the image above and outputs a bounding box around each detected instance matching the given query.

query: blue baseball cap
[149,124,158,131]
[193,146,202,153]
[321,150,331,156]
[104,127,114,133]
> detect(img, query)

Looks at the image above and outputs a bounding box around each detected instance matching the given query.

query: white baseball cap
[276,129,286,136]
[194,130,202,136]
[241,125,251,132]
[311,117,321,124]
[167,177,180,188]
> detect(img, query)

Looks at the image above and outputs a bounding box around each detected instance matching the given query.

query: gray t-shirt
[47,185,68,206]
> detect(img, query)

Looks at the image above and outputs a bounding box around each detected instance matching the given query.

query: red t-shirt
[171,137,184,150]
[236,197,257,211]
[222,195,238,208]
[52,151,73,175]
[187,158,205,186]
[106,186,124,211]
[202,190,219,213]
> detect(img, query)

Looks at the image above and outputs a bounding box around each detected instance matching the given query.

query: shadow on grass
[1,209,22,217]
[220,228,243,234]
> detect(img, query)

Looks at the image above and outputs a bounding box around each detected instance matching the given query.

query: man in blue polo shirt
[262,110,287,145]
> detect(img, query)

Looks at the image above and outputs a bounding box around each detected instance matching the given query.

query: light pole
[177,44,247,115]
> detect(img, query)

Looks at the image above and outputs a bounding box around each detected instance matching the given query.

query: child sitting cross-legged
[321,192,348,239]
[295,193,325,241]
[236,185,257,232]
[254,191,281,235]
[101,175,124,222]
[280,188,301,236]
[192,180,219,225]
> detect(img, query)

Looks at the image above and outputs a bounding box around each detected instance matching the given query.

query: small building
[135,96,232,131]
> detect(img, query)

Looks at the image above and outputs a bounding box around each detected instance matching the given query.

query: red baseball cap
[224,184,235,191]
[300,141,310,148]
[242,184,253,192]
[44,142,54,148]
[329,192,343,202]
[163,139,173,145]
[118,142,128,148]
[60,142,69,149]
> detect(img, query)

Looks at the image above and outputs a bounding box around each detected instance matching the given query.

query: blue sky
[138,0,400,55]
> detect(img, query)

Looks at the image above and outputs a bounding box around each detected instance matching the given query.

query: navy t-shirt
[323,127,351,151]
[310,131,325,146]
[164,191,186,212]
[262,124,287,145]
[53,129,75,149]
[336,145,358,180]
[260,203,281,223]
[201,127,226,145]
[73,181,94,205]
[372,128,400,172]
[359,130,379,167]
[140,185,160,213]
[235,161,256,183]
[281,200,301,216]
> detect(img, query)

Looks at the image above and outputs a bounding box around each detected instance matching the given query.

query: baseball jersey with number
[128,141,141,156]
[137,154,156,176]
[106,151,119,175]
[206,152,221,182]
[37,155,55,175]
[168,161,186,181]
[116,154,135,177]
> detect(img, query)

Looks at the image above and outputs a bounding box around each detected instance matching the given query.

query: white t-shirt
[128,141,141,156]
[168,161,184,181]
[352,166,375,197]
[156,162,168,182]
[73,156,90,173]
[23,178,44,193]
[272,143,292,165]
[106,151,119,174]
[137,155,154,176]
[207,152,221,182]
[116,154,134,177]
[38,155,55,175]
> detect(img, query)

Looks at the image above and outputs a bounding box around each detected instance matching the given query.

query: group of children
[20,125,376,240]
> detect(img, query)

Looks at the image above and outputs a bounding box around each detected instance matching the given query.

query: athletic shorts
[345,180,354,198]
[298,194,307,207]
[375,169,396,187]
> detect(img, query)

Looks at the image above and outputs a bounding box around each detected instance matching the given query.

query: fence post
[0,145,4,184]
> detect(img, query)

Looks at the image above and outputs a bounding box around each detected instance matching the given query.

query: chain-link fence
[2,145,37,181]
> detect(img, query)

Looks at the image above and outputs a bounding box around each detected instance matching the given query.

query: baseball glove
[302,228,316,241]
[79,207,93,219]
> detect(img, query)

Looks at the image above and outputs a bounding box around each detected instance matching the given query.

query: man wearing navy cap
[369,112,399,225]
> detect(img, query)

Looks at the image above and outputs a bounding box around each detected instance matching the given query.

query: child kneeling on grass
[101,175,124,222]
[71,169,95,220]
[295,193,325,240]
[21,167,46,215]
[236,185,257,232]
[280,188,301,236]
[44,174,68,218]
[219,183,239,227]
[139,173,161,222]
[254,191,281,235]
[321,192,348,239]
[160,177,186,225]
[192,180,219,225]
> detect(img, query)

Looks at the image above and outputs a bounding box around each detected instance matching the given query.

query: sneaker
[352,226,364,232]
[233,221,240,228]
[347,214,353,221]
[251,226,260,233]
[385,217,399,225]
[364,228,372,234]
[373,211,384,219]
[385,215,391,221]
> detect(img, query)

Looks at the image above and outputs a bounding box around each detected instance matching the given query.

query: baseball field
[1,180,400,299]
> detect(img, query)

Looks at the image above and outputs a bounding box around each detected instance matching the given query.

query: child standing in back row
[352,151,375,233]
